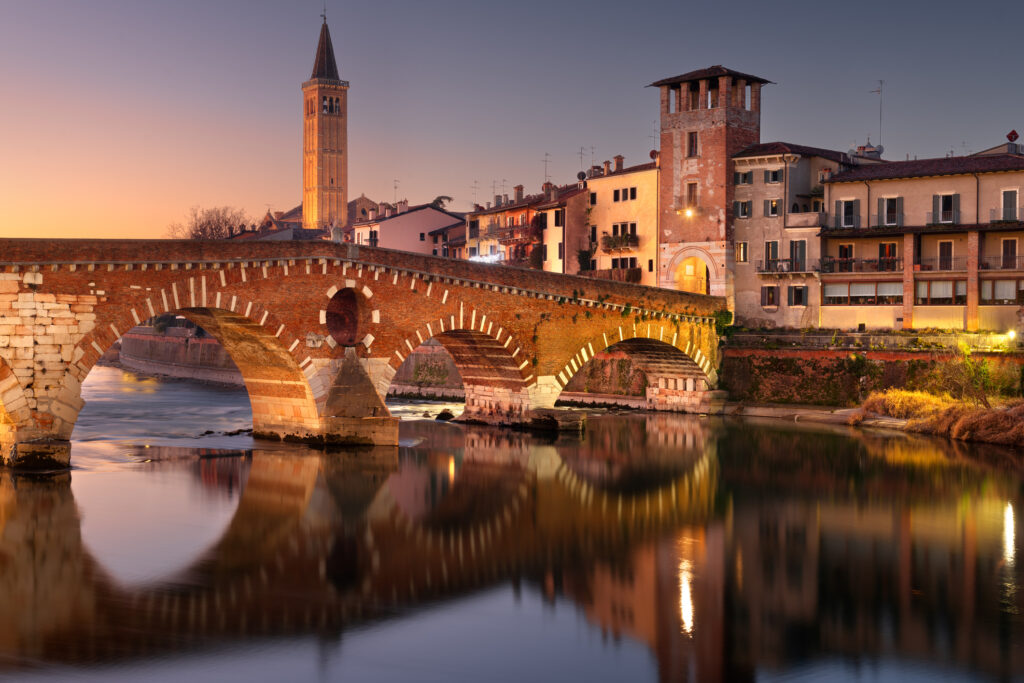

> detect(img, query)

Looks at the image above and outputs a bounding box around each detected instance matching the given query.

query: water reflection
[0,382,1022,681]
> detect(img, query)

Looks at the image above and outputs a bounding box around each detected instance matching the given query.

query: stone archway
[675,256,709,295]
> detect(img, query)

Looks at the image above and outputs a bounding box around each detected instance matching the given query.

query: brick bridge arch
[0,239,726,468]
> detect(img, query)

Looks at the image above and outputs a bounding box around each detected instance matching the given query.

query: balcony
[820,257,903,273]
[600,233,639,253]
[497,225,535,244]
[980,254,1024,270]
[589,267,642,283]
[990,206,1024,223]
[914,257,966,272]
[870,213,904,228]
[831,215,861,230]
[926,210,960,225]
[784,211,826,228]
[755,258,815,274]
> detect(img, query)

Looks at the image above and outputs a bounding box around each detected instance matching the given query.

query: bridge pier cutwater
[0,239,726,469]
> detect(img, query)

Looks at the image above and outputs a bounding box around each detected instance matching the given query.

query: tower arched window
[322,96,329,114]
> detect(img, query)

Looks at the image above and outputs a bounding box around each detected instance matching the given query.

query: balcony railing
[600,233,640,252]
[497,225,535,243]
[831,215,861,229]
[755,258,814,274]
[820,257,903,273]
[870,213,904,228]
[926,210,960,225]
[589,267,642,283]
[915,257,966,272]
[990,207,1024,222]
[981,255,1024,270]
[784,211,826,228]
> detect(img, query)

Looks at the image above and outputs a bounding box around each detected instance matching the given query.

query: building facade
[821,148,1024,332]
[301,20,348,231]
[350,203,464,255]
[730,143,852,328]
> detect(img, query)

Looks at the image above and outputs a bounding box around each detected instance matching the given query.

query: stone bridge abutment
[0,239,726,469]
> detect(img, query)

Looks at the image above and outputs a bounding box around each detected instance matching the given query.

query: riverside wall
[119,327,245,386]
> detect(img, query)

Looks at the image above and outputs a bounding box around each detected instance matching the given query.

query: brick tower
[302,18,348,231]
[653,66,768,305]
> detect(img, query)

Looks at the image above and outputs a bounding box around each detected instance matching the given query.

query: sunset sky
[1,0,1020,239]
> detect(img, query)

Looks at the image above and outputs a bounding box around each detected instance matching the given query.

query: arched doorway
[675,256,709,295]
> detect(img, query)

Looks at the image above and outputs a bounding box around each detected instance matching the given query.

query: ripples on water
[0,366,1020,682]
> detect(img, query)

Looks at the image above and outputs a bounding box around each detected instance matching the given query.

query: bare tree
[430,195,454,209]
[167,206,250,240]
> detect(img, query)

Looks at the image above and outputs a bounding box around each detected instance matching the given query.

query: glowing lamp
[1010,330,1017,340]
[684,208,695,218]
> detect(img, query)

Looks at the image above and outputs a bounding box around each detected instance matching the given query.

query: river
[0,365,1020,682]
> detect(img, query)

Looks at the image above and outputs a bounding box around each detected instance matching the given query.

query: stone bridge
[0,239,725,468]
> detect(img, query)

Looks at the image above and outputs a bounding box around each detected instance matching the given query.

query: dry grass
[861,389,957,420]
[861,389,1024,448]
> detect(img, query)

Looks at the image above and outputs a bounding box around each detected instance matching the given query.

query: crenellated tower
[302,18,348,231]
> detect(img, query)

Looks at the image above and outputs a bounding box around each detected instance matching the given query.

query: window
[630,187,637,200]
[542,245,548,261]
[686,183,698,206]
[469,246,478,257]
[1003,239,1018,269]
[764,199,780,217]
[916,280,964,305]
[733,201,752,218]
[1001,189,1018,221]
[823,283,849,305]
[764,241,779,265]
[733,171,754,185]
[981,279,1021,304]
[764,169,782,183]
[787,286,807,306]
[938,241,954,270]
[554,209,564,227]
[590,259,597,271]
[432,249,438,256]
[736,242,748,263]
[613,189,620,202]
[879,242,898,271]
[419,232,425,241]
[558,243,564,260]
[507,216,514,227]
[432,235,438,244]
[648,259,654,272]
[687,132,698,157]
[932,194,959,223]
[790,240,806,271]
[850,283,876,305]
[877,282,904,304]
[590,225,597,244]
[760,286,779,307]
[836,243,854,272]
[881,197,902,226]
[837,199,859,228]
[469,219,479,238]
[590,192,597,206]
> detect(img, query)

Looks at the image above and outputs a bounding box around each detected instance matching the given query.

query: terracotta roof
[734,142,849,165]
[310,20,340,80]
[535,187,586,210]
[587,161,657,180]
[826,154,1024,183]
[428,220,466,236]
[649,65,771,88]
[350,204,465,228]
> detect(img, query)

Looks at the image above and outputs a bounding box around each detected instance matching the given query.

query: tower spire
[310,16,339,81]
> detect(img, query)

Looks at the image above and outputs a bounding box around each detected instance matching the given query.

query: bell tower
[302,18,348,231]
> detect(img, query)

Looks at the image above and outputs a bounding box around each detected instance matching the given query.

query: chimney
[514,184,524,202]
[486,201,492,209]
[542,181,554,193]
[474,203,484,211]
[603,160,611,175]
[613,155,624,172]
[228,225,234,237]
[494,194,502,207]
[503,193,509,206]
[548,185,558,202]
[397,199,408,213]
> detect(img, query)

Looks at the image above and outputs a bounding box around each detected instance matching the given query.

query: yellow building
[582,157,660,286]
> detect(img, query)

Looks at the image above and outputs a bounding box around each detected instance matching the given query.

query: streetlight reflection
[678,558,694,636]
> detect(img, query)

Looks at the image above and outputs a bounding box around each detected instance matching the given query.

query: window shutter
[877,197,884,226]
[896,197,904,226]
[787,287,794,305]
[763,170,770,184]
[853,199,861,228]
[733,201,740,217]
[760,287,767,306]
[733,172,739,184]
[932,195,940,222]
[834,200,841,228]
[764,199,770,217]
[952,193,960,221]
[745,201,753,217]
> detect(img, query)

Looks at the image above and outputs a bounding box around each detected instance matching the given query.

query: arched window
[792,203,800,213]
[322,96,329,114]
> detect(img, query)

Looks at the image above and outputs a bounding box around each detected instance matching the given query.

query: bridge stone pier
[0,239,725,469]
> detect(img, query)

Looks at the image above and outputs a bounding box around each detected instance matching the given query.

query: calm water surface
[0,365,1021,682]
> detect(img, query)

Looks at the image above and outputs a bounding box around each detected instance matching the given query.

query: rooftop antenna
[869,80,884,147]
[321,0,327,22]
[577,147,586,170]
[469,179,479,205]
[491,180,498,198]
[501,178,507,195]
[542,152,551,183]
[590,146,595,168]
[648,120,659,149]
[392,179,399,204]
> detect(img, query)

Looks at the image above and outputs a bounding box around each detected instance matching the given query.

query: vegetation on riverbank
[855,346,1024,448]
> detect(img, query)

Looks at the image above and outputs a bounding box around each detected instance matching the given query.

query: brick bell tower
[653,66,769,305]
[302,17,348,231]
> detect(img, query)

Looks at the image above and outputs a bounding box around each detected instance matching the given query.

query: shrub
[861,388,956,419]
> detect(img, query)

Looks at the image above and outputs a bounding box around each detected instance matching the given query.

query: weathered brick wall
[721,347,1024,406]
[0,239,726,466]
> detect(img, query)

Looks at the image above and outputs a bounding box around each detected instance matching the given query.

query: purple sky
[1,0,1020,238]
